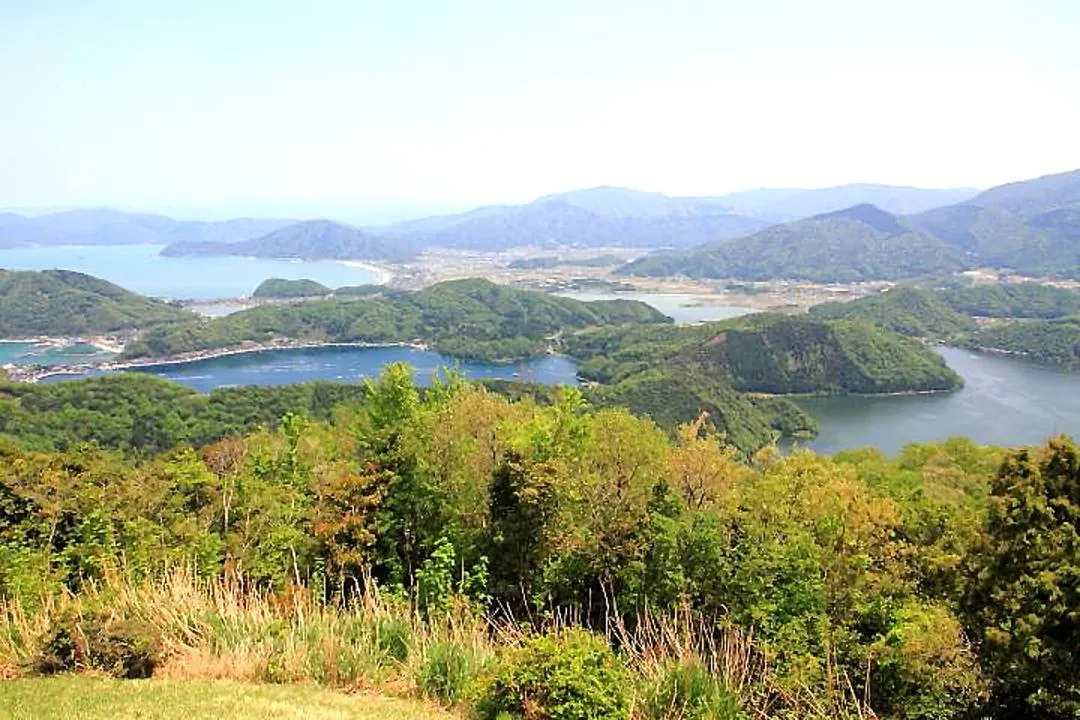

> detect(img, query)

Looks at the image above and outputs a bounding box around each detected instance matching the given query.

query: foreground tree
[963,435,1080,718]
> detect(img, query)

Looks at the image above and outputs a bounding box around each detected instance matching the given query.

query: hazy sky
[2,0,1079,218]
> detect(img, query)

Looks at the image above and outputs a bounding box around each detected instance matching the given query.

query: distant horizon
[0,176,997,225]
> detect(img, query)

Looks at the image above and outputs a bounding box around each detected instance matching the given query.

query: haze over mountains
[2,172,1079,280]
[1,182,976,258]
[622,169,1080,281]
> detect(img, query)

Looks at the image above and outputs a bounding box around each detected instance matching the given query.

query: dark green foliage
[476,629,631,720]
[37,612,163,679]
[810,287,976,338]
[0,374,369,454]
[641,662,746,720]
[124,278,669,362]
[963,436,1080,717]
[0,269,193,336]
[162,219,417,263]
[252,278,332,298]
[959,317,1080,369]
[619,205,967,282]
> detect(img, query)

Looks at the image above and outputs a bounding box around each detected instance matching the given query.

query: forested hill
[620,169,1080,281]
[161,220,417,263]
[809,282,1080,369]
[911,168,1080,277]
[568,313,962,396]
[124,278,670,362]
[0,269,194,337]
[617,204,967,282]
[252,278,332,298]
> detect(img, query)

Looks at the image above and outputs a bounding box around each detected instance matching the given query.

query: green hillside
[0,269,194,337]
[568,312,962,395]
[124,278,670,362]
[960,316,1080,370]
[809,286,976,338]
[619,204,967,282]
[940,282,1080,318]
[252,278,332,298]
[911,169,1080,278]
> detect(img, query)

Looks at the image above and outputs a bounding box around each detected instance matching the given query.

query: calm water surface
[42,346,579,393]
[0,245,378,300]
[554,291,754,324]
[795,346,1080,454]
[0,341,115,366]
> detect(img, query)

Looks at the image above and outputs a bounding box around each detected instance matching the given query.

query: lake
[0,244,380,300]
[41,346,580,393]
[794,346,1080,454]
[554,291,755,324]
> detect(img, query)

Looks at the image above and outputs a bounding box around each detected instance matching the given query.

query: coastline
[5,339,431,384]
[338,260,393,285]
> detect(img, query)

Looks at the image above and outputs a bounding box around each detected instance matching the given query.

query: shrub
[36,611,162,679]
[476,628,631,720]
[375,616,413,663]
[417,640,482,704]
[641,661,746,720]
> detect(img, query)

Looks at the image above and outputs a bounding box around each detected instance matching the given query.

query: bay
[0,245,380,300]
[41,346,580,393]
[554,291,754,324]
[0,341,115,366]
[794,346,1080,454]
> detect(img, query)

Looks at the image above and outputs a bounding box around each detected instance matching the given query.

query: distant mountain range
[161,220,416,263]
[0,182,977,259]
[0,208,290,249]
[620,169,1080,281]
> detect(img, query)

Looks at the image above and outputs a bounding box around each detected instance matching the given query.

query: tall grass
[0,570,873,719]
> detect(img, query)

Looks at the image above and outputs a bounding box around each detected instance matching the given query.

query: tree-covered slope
[618,204,968,282]
[252,278,332,298]
[124,278,670,362]
[162,220,416,263]
[568,313,962,395]
[959,317,1080,370]
[911,169,1080,278]
[676,314,962,394]
[809,286,976,338]
[939,282,1080,319]
[0,269,194,337]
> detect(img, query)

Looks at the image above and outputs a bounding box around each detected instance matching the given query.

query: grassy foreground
[0,677,453,720]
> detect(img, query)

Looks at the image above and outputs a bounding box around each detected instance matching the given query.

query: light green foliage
[641,661,746,720]
[476,629,632,720]
[0,269,193,337]
[809,286,976,338]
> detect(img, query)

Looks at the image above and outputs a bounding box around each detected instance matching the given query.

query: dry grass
[0,570,874,719]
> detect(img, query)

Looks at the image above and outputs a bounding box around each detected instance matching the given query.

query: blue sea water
[0,244,379,300]
[42,346,580,393]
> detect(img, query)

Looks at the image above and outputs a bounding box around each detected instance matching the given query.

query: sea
[0,244,380,300]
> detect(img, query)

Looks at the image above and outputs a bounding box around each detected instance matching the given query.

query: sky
[2,0,1079,220]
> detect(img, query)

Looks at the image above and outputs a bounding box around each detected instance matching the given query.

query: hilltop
[161,220,417,263]
[0,269,194,337]
[618,204,967,282]
[620,169,1080,281]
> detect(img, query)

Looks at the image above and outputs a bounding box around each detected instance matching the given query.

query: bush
[375,616,413,663]
[36,611,162,679]
[641,661,746,720]
[476,628,631,720]
[417,640,482,704]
